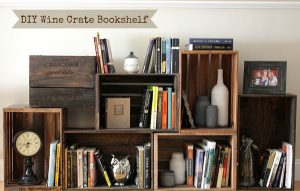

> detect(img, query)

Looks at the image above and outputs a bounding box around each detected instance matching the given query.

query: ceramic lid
[125,51,137,59]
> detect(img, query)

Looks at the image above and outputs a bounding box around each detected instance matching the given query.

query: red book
[162,91,168,129]
[171,92,176,129]
[222,152,228,187]
[87,148,96,187]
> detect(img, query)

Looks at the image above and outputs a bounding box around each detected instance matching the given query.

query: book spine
[47,141,58,187]
[97,32,104,74]
[225,148,231,187]
[189,38,233,44]
[156,37,161,74]
[144,145,151,188]
[83,151,88,188]
[149,39,157,73]
[216,151,225,188]
[139,89,152,128]
[161,38,166,73]
[282,143,293,189]
[55,143,61,187]
[189,44,233,51]
[156,89,163,129]
[150,86,158,129]
[171,38,180,73]
[263,151,276,187]
[272,153,285,187]
[221,152,228,187]
[67,150,71,188]
[89,150,96,187]
[100,39,109,74]
[103,39,110,64]
[171,92,176,129]
[87,151,90,187]
[64,147,68,188]
[259,151,271,187]
[136,147,144,188]
[106,39,114,64]
[185,144,194,187]
[269,151,282,187]
[205,148,216,189]
[279,155,287,188]
[142,38,154,73]
[77,150,83,188]
[201,150,208,189]
[194,149,200,187]
[94,152,112,187]
[167,87,172,129]
[162,90,168,129]
[93,37,100,73]
[165,38,172,74]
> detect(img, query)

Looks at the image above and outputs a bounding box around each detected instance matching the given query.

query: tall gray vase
[194,96,210,127]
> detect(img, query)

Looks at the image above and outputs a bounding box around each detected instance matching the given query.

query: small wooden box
[30,55,96,88]
[105,98,130,129]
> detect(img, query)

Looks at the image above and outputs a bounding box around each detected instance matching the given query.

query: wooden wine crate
[29,56,96,108]
[3,106,63,190]
[30,56,96,88]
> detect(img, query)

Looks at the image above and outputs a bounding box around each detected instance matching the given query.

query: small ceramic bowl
[158,170,175,187]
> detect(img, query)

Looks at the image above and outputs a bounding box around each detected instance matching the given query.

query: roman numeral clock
[13,130,42,185]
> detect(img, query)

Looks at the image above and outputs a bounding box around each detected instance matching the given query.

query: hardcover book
[47,140,59,187]
[144,142,151,188]
[185,143,194,187]
[136,146,145,188]
[94,149,112,187]
[105,98,130,129]
[139,89,153,128]
[54,142,61,187]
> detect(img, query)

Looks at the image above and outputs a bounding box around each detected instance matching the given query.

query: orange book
[161,91,168,129]
[171,92,176,129]
[185,143,194,187]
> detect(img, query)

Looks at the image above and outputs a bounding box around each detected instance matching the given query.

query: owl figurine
[110,155,131,186]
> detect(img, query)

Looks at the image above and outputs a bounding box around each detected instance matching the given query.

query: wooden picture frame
[243,61,287,94]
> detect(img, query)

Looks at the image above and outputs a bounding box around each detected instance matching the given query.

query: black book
[69,144,78,188]
[150,39,157,73]
[94,149,112,187]
[156,88,163,129]
[171,38,180,73]
[258,150,271,187]
[156,37,161,74]
[144,142,151,189]
[139,89,153,128]
[67,148,71,188]
[142,38,155,73]
[82,149,88,188]
[189,44,233,51]
[103,39,110,64]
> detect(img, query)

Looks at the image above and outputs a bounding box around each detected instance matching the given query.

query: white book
[282,142,293,189]
[202,138,216,189]
[269,150,282,187]
[77,147,85,188]
[198,143,209,189]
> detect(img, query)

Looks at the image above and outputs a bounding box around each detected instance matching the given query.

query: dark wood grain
[3,107,63,189]
[30,56,96,88]
[238,95,297,190]
[30,88,95,108]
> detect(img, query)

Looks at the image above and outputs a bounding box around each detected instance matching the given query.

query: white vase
[169,152,185,184]
[211,69,229,126]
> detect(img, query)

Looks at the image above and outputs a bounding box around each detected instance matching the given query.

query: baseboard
[296,158,300,181]
[0,158,3,181]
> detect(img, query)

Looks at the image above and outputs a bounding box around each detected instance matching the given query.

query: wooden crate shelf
[180,128,237,136]
[95,74,181,132]
[3,106,63,189]
[238,94,297,190]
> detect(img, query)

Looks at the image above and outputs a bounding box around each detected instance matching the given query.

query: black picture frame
[243,61,287,94]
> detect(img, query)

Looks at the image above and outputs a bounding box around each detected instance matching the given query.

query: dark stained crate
[30,88,94,108]
[30,56,96,88]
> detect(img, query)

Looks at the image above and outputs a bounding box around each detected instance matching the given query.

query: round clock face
[15,131,42,157]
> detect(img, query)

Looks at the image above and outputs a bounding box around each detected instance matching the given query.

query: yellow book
[55,142,61,186]
[149,86,158,129]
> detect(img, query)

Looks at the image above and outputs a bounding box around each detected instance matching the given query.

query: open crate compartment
[63,133,153,190]
[180,51,238,130]
[96,74,181,132]
[238,94,297,190]
[3,107,63,188]
[154,134,236,190]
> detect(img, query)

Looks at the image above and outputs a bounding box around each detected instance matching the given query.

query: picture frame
[243,61,287,94]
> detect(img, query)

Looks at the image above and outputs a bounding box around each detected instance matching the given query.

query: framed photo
[243,61,287,94]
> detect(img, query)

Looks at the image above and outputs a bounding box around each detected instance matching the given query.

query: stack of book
[93,32,114,74]
[62,145,112,188]
[139,86,176,130]
[135,142,151,189]
[142,37,180,74]
[185,139,232,189]
[258,142,293,189]
[47,140,61,187]
[188,38,233,51]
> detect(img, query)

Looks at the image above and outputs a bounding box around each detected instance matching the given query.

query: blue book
[189,38,233,45]
[167,87,172,129]
[47,140,59,187]
[165,38,172,74]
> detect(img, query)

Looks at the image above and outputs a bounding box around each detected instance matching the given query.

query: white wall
[1,2,300,180]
